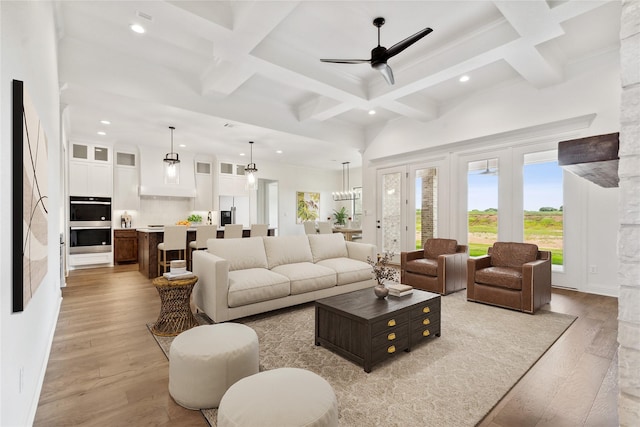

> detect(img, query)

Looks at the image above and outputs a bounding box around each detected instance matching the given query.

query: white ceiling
[55,0,621,171]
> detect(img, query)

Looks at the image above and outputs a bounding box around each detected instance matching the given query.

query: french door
[376,166,407,262]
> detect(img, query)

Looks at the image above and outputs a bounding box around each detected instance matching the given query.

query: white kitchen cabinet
[218,161,248,197]
[69,143,113,197]
[69,161,113,197]
[194,161,213,210]
[114,151,139,210]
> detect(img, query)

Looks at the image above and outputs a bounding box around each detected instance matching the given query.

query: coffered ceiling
[55,0,621,170]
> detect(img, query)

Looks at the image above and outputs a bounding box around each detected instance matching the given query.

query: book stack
[164,260,194,280]
[388,283,413,297]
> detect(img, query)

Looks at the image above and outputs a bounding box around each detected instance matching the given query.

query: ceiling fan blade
[320,58,371,64]
[385,27,433,59]
[378,63,395,85]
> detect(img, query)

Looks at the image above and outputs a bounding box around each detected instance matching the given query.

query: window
[196,162,211,174]
[414,167,438,249]
[523,154,563,266]
[467,159,498,257]
[116,152,136,166]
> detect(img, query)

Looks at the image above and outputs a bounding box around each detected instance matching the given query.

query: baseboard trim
[27,294,62,426]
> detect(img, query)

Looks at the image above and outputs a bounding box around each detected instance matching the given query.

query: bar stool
[223,224,243,239]
[249,224,268,237]
[188,225,218,270]
[158,225,188,276]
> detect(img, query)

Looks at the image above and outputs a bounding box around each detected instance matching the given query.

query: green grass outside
[415,210,564,265]
[468,242,563,264]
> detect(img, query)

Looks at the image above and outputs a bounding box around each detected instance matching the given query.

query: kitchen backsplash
[119,196,197,228]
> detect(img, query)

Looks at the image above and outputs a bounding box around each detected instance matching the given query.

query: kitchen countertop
[135,226,276,233]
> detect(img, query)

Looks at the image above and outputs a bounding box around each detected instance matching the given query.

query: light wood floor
[35,266,618,426]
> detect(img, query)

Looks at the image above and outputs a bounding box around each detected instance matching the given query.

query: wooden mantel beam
[558,132,619,188]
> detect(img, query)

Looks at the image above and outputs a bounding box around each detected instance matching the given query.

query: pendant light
[245,141,258,191]
[163,126,180,183]
[332,162,360,201]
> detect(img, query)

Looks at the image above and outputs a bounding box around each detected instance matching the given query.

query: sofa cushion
[316,258,372,285]
[271,262,337,295]
[227,268,290,308]
[424,238,458,260]
[475,266,522,290]
[263,235,313,269]
[208,237,268,271]
[405,258,438,276]
[307,233,348,263]
[490,242,538,268]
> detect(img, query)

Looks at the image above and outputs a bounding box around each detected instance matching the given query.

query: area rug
[149,291,576,427]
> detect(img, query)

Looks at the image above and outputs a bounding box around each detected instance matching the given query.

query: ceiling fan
[320,17,433,85]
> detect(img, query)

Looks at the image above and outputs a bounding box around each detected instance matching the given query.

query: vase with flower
[366,251,396,299]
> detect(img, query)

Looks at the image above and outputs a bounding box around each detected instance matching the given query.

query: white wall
[362,51,621,297]
[249,160,361,236]
[1,2,62,425]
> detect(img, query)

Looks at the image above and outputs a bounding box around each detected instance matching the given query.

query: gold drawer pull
[387,332,396,341]
[423,307,430,313]
[423,318,430,325]
[387,345,396,354]
[423,329,430,337]
[387,319,396,327]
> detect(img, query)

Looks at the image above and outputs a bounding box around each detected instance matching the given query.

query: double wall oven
[69,196,112,254]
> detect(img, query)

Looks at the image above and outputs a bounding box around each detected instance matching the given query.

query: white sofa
[192,233,376,323]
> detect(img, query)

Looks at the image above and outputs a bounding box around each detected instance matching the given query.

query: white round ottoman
[169,323,259,409]
[217,367,338,427]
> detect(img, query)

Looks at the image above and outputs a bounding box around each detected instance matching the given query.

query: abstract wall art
[13,79,49,312]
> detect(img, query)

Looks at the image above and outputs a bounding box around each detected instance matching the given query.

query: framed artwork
[296,191,320,224]
[13,79,49,312]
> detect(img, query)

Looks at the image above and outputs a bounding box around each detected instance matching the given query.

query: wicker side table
[151,275,200,336]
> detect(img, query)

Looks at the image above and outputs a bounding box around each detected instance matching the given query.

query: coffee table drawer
[372,335,409,364]
[410,298,441,319]
[371,312,410,336]
[372,324,409,349]
[411,321,441,344]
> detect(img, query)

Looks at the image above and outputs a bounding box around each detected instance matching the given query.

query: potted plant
[366,251,396,298]
[332,207,349,227]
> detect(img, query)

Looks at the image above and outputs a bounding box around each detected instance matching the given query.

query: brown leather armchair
[401,238,468,295]
[467,242,552,314]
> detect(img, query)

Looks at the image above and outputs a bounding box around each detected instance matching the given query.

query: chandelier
[332,162,360,201]
[245,141,258,191]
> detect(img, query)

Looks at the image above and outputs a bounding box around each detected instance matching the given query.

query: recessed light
[178,144,186,148]
[368,110,376,115]
[130,23,145,34]
[100,120,111,125]
[276,150,283,154]
[97,131,106,136]
[459,75,470,82]
[240,153,246,156]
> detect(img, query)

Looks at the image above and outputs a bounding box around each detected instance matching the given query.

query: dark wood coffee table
[315,287,441,372]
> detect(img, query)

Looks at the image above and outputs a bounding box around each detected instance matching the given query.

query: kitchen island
[137,226,276,279]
